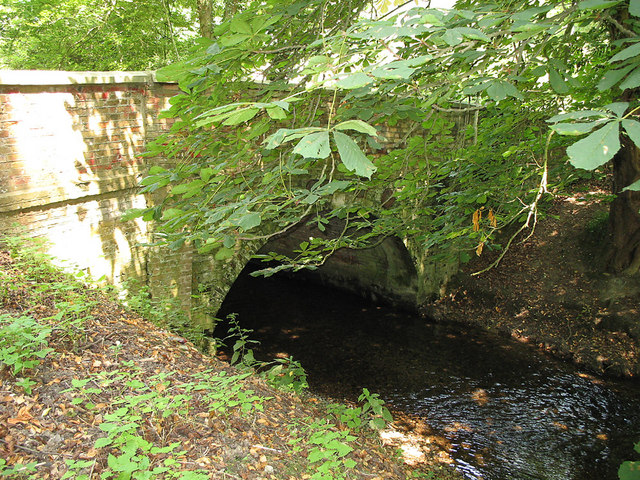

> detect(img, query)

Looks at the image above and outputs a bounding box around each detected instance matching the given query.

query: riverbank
[425,190,640,379]
[0,241,460,479]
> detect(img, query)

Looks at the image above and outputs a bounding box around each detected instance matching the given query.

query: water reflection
[216,265,640,480]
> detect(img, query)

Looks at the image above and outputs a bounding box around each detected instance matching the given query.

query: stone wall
[0,70,191,309]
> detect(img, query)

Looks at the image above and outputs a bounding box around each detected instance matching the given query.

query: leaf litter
[0,246,460,479]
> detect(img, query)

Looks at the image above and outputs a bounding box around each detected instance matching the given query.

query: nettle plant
[0,314,54,394]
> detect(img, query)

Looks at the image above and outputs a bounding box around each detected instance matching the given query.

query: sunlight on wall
[0,71,172,289]
[5,92,87,207]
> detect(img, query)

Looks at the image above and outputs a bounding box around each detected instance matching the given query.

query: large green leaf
[264,127,324,149]
[371,59,419,80]
[161,208,184,221]
[511,6,553,20]
[549,68,570,94]
[547,110,607,123]
[293,132,331,159]
[457,27,491,42]
[215,247,235,261]
[622,119,640,147]
[236,212,262,231]
[618,461,640,480]
[631,0,640,16]
[578,0,622,9]
[486,81,507,101]
[230,17,252,34]
[550,121,603,135]
[266,106,287,120]
[566,120,621,170]
[333,120,377,136]
[622,179,640,191]
[333,132,377,179]
[598,65,636,91]
[335,72,373,89]
[442,28,464,46]
[317,180,351,195]
[610,42,640,63]
[606,102,629,117]
[619,66,640,90]
[420,10,445,26]
[223,108,259,126]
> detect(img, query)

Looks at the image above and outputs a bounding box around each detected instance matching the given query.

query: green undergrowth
[0,235,419,480]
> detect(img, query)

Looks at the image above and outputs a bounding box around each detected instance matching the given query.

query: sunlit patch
[444,421,472,433]
[379,428,454,466]
[552,421,569,431]
[471,388,489,406]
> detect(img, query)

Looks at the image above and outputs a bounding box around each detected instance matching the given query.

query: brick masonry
[0,71,191,311]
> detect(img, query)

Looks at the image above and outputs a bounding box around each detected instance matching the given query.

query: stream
[215,264,640,480]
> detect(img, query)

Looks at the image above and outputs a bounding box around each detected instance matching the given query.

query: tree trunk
[197,0,213,38]
[608,139,640,275]
[223,1,240,20]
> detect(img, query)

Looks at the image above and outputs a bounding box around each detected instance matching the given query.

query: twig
[432,104,484,113]
[472,132,552,276]
[603,13,637,38]
[252,444,283,453]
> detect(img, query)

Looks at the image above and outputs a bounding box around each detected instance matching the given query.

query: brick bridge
[0,70,458,327]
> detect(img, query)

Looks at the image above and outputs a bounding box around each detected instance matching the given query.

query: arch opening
[217,216,419,319]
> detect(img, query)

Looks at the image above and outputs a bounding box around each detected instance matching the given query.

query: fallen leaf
[8,406,35,425]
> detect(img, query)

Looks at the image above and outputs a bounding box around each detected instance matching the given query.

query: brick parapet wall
[0,71,189,309]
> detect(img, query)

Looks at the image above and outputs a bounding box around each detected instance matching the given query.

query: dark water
[216,265,640,480]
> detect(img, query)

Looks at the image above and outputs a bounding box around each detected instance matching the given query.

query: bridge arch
[192,216,458,329]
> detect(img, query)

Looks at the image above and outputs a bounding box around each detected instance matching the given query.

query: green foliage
[218,314,309,393]
[288,418,357,480]
[327,388,393,432]
[0,314,53,393]
[0,0,199,70]
[129,0,640,276]
[0,236,402,479]
[61,367,270,479]
[358,388,393,430]
[619,441,640,480]
[0,458,38,478]
[262,356,309,394]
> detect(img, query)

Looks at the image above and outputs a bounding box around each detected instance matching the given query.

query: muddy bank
[425,193,640,378]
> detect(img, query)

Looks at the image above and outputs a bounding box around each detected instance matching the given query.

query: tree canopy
[128,0,640,279]
[0,0,208,70]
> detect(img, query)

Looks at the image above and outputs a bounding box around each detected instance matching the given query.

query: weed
[0,314,54,393]
[289,418,357,480]
[61,367,273,479]
[0,458,39,478]
[217,314,309,393]
[326,388,393,432]
[221,313,260,367]
[263,356,309,394]
[358,388,393,430]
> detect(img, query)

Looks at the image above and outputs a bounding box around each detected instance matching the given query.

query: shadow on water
[215,262,640,480]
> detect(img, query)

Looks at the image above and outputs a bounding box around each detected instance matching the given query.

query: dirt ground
[0,248,461,479]
[426,190,640,378]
